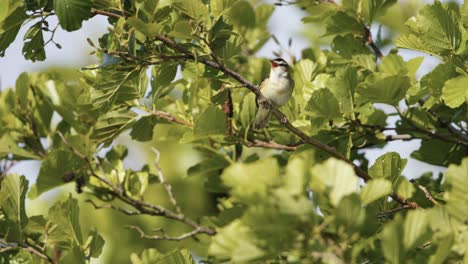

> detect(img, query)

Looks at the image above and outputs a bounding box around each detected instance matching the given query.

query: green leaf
[47,195,86,262]
[193,106,226,136]
[394,176,415,199]
[310,158,359,206]
[0,134,41,159]
[33,135,90,198]
[209,220,264,262]
[360,178,392,204]
[255,4,274,27]
[364,0,396,23]
[420,61,456,99]
[380,54,408,76]
[462,1,468,27]
[221,158,279,202]
[86,65,148,111]
[0,174,28,241]
[328,67,358,117]
[335,194,366,234]
[22,22,45,61]
[151,63,178,89]
[54,0,92,31]
[130,115,157,142]
[411,139,464,167]
[403,210,430,250]
[444,157,468,221]
[0,7,27,57]
[15,72,30,109]
[169,20,194,39]
[92,108,137,144]
[380,216,405,263]
[396,1,463,55]
[358,75,410,105]
[173,0,209,21]
[86,229,105,258]
[127,17,162,37]
[332,34,371,58]
[188,151,230,178]
[131,248,196,264]
[368,152,407,183]
[225,0,255,28]
[210,0,238,18]
[325,11,364,36]
[302,4,336,23]
[305,88,341,119]
[240,93,256,128]
[124,171,149,198]
[441,75,468,108]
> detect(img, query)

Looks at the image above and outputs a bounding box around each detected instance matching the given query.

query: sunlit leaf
[444,157,468,221]
[360,178,392,204]
[441,75,468,108]
[0,174,28,241]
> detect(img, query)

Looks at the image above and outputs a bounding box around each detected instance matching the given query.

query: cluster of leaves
[0,0,468,263]
[0,175,104,263]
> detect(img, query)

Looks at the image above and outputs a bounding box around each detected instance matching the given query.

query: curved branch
[57,132,216,240]
[0,239,53,263]
[126,225,207,241]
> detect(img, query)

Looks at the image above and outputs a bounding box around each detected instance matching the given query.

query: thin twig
[397,108,468,147]
[126,225,206,241]
[91,8,122,19]
[385,134,412,141]
[152,110,193,127]
[0,239,53,263]
[151,148,182,215]
[377,205,413,218]
[244,139,297,151]
[57,132,216,239]
[410,180,440,206]
[364,27,383,59]
[222,89,234,136]
[86,199,142,215]
[418,99,468,146]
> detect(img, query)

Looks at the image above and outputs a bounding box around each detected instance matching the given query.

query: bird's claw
[279,115,288,124]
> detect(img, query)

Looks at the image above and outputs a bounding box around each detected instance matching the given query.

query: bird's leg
[258,97,272,110]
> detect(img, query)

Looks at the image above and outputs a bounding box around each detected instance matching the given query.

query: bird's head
[270,57,289,74]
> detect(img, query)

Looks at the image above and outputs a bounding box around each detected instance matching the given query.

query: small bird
[254,58,294,129]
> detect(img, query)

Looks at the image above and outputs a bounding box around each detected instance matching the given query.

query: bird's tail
[254,105,271,129]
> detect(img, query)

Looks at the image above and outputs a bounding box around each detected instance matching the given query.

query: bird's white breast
[262,69,293,106]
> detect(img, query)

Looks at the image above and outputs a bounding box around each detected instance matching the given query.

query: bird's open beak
[270,60,278,68]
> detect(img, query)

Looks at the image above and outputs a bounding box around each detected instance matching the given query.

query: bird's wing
[255,75,269,108]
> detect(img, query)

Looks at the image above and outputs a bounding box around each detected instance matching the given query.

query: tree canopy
[0,0,468,263]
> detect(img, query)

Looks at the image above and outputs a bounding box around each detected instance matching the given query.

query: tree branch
[57,133,216,240]
[152,110,193,127]
[151,148,182,215]
[86,199,142,215]
[0,239,53,263]
[418,99,468,146]
[397,108,468,147]
[91,8,123,19]
[410,180,440,206]
[377,205,413,218]
[243,139,297,151]
[126,225,207,241]
[364,27,383,59]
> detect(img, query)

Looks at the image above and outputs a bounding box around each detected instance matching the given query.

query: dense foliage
[1,0,468,263]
